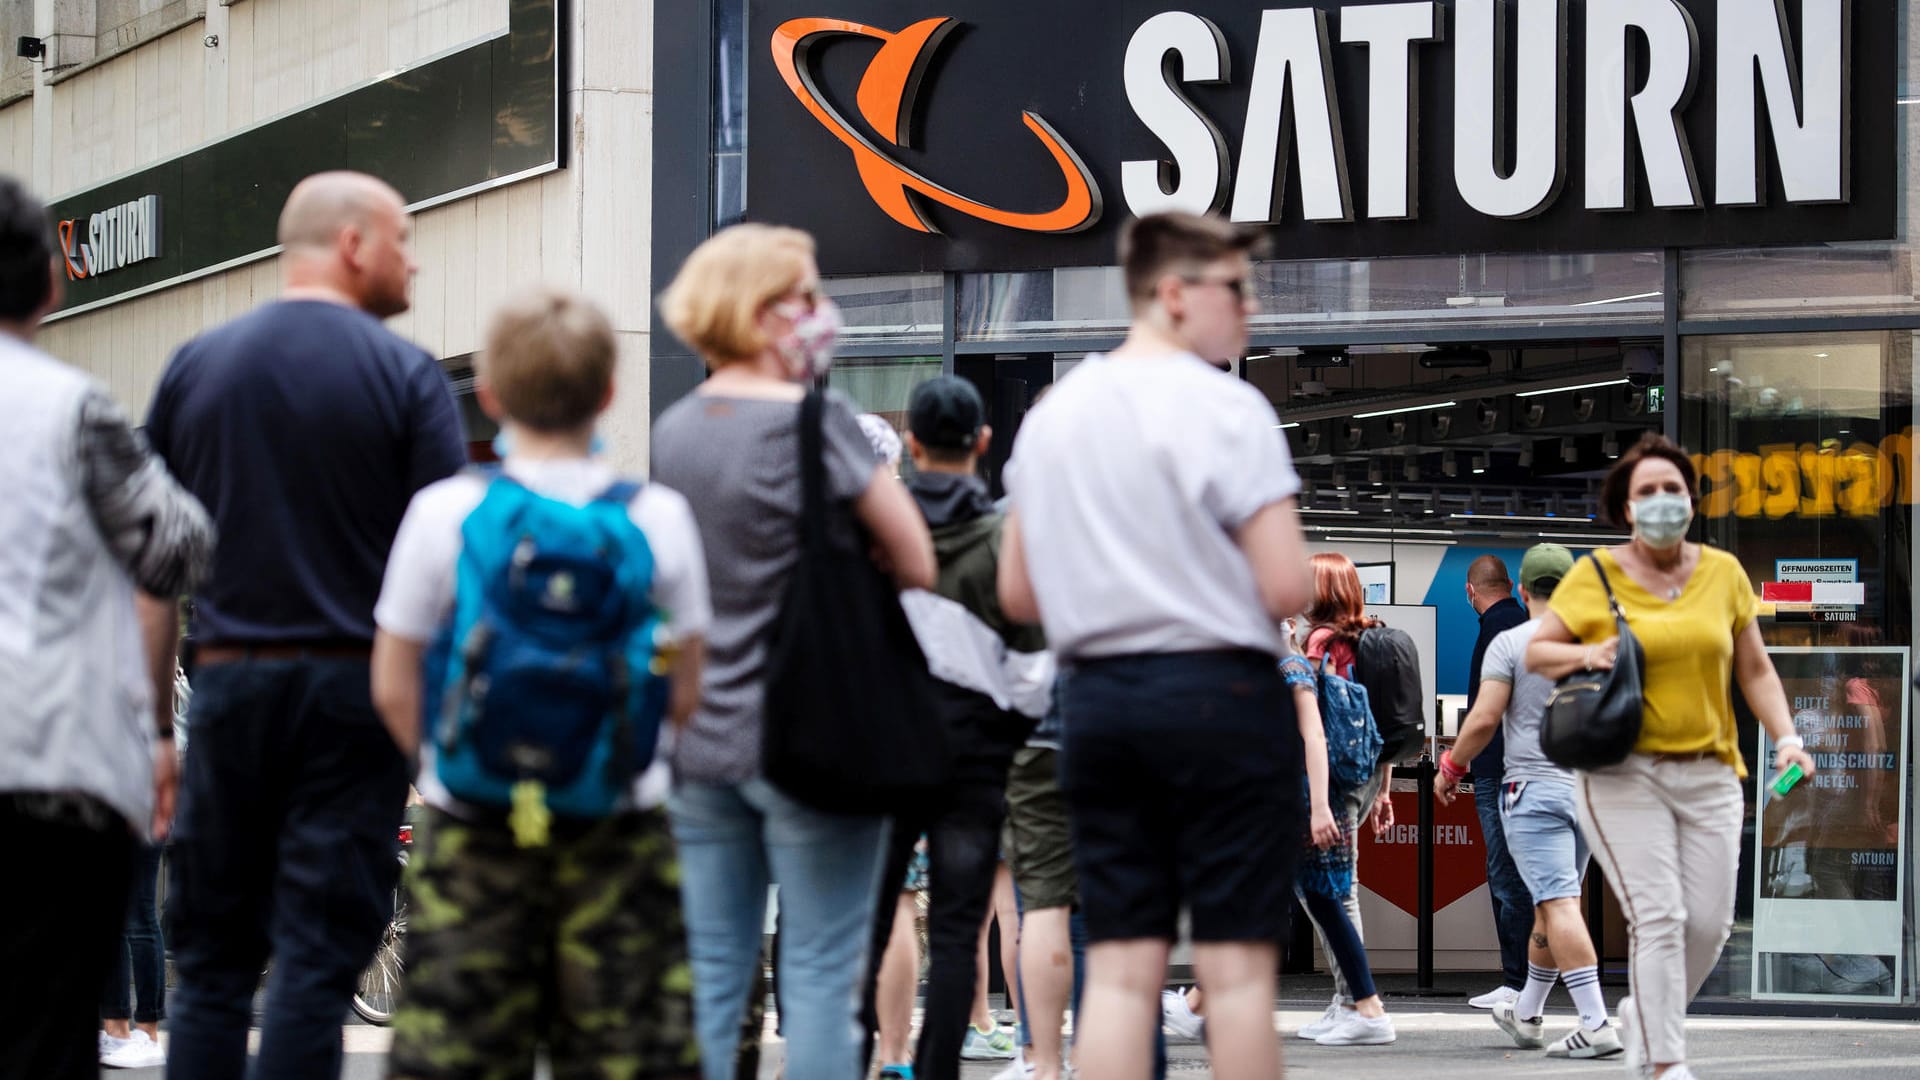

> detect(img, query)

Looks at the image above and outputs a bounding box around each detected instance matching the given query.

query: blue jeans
[1298,890,1375,1001]
[669,778,887,1080]
[102,841,166,1023]
[165,658,410,1080]
[1474,778,1534,991]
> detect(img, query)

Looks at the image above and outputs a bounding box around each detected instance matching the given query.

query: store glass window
[828,356,944,436]
[713,0,749,227]
[1682,244,1920,320]
[957,252,1663,343]
[1681,331,1919,1005]
[825,275,945,346]
[956,267,1130,342]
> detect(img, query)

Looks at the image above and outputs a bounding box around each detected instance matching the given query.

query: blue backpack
[423,472,667,819]
[1317,655,1383,797]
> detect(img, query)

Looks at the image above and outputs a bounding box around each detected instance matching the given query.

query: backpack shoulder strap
[596,478,644,506]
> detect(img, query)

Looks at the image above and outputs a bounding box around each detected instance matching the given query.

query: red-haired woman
[1293,552,1397,1045]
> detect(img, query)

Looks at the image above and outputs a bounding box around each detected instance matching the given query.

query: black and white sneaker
[1546,1023,1624,1059]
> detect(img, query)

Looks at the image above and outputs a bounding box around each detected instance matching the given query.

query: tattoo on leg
[1532,933,1549,948]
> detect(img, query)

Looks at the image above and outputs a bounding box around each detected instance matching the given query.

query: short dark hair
[0,176,54,322]
[1118,211,1265,305]
[1600,432,1698,527]
[1525,576,1561,600]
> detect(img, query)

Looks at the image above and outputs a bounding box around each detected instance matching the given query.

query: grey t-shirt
[650,390,877,785]
[1481,619,1572,784]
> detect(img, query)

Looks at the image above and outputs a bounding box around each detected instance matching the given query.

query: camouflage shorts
[386,806,699,1080]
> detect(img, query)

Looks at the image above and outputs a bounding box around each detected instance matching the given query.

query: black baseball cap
[908,376,986,450]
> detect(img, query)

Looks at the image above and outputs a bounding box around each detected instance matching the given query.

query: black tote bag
[1541,554,1646,770]
[761,390,949,814]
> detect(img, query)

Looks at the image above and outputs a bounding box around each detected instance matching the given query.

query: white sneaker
[1296,1001,1353,1040]
[1659,1067,1698,1080]
[101,1029,166,1069]
[1160,987,1205,1040]
[1620,995,1647,1076]
[1546,1022,1624,1059]
[99,1031,130,1062]
[1469,985,1520,1010]
[989,1048,1035,1080]
[1491,1002,1545,1049]
[1314,1012,1396,1046]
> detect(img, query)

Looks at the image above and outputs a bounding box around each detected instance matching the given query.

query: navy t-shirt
[1467,595,1529,779]
[146,299,466,644]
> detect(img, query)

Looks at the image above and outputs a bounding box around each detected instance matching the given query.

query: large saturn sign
[748,0,1897,274]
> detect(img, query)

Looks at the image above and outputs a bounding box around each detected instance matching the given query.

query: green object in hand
[1771,762,1806,797]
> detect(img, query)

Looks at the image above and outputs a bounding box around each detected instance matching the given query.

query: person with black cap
[861,375,1052,1080]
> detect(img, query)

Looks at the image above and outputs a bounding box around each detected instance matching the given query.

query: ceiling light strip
[1352,400,1458,419]
[1450,513,1597,524]
[1514,378,1630,397]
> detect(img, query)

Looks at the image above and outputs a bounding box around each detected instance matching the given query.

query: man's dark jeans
[165,657,409,1080]
[862,779,1007,1080]
[1474,779,1534,992]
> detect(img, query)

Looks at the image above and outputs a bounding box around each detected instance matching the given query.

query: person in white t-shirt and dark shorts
[998,212,1316,1080]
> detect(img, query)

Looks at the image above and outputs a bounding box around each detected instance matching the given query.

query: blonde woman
[1526,434,1816,1080]
[654,224,937,1080]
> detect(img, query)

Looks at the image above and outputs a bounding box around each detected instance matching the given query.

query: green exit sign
[1647,385,1666,413]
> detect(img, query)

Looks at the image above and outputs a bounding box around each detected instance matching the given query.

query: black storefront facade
[652,1,1920,1016]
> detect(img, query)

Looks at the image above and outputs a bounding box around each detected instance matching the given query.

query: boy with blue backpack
[370,289,711,1079]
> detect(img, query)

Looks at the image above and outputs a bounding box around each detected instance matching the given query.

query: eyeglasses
[769,284,825,317]
[1181,274,1249,300]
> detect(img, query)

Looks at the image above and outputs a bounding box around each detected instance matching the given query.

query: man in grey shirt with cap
[1439,543,1622,1062]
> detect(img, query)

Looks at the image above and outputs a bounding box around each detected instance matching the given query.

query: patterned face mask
[1630,491,1693,548]
[773,297,843,380]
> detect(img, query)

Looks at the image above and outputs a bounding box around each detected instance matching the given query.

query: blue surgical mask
[1630,492,1693,548]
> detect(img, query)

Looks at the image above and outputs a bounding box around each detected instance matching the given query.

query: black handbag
[760,390,949,814]
[1541,554,1646,770]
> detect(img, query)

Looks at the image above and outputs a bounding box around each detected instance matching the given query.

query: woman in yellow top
[1525,434,1816,1080]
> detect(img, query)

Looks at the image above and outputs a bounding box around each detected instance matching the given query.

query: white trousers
[1575,755,1744,1067]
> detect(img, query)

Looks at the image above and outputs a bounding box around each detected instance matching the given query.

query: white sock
[1517,962,1558,1020]
[1563,965,1609,1029]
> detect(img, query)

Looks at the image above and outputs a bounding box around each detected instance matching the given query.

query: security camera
[1623,346,1661,388]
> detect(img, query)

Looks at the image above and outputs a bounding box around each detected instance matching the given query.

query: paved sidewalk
[101,1003,1920,1078]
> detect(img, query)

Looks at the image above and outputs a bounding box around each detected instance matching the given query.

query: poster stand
[1751,646,1910,1004]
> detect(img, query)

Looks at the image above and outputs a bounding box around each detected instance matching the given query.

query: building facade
[655,0,1920,1016]
[1,0,657,467]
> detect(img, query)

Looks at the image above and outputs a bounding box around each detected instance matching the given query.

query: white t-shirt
[1003,351,1301,661]
[374,457,711,811]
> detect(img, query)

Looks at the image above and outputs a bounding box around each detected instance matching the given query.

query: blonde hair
[658,223,815,365]
[479,288,616,432]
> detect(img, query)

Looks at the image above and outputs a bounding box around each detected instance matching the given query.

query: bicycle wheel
[351,852,408,1025]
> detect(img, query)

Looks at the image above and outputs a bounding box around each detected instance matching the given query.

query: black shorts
[1060,649,1305,945]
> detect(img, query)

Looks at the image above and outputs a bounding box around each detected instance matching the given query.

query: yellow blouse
[1550,546,1755,777]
